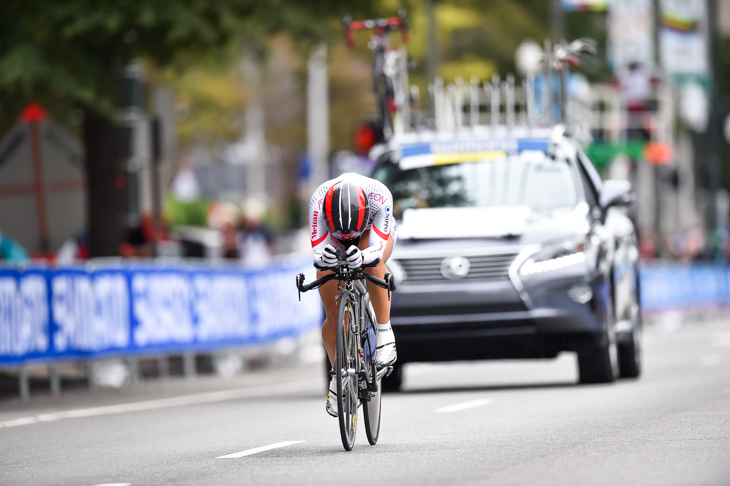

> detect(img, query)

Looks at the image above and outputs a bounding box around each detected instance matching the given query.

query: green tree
[0,0,374,256]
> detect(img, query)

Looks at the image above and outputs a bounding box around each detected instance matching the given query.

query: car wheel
[618,297,642,378]
[578,295,619,384]
[381,363,403,392]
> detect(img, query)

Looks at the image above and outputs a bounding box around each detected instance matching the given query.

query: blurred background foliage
[160,0,559,154]
[165,194,209,228]
[0,0,375,133]
[6,0,727,199]
[0,0,617,153]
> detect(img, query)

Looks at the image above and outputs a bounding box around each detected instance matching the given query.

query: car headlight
[519,238,588,276]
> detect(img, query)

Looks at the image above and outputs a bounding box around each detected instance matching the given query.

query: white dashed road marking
[216,441,305,459]
[0,380,318,430]
[435,399,492,413]
[407,364,450,377]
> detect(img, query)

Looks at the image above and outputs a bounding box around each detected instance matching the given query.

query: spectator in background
[208,202,241,260]
[221,221,240,260]
[682,226,706,262]
[616,62,657,142]
[56,232,89,264]
[618,63,651,112]
[237,199,273,266]
[120,213,168,258]
[0,227,29,263]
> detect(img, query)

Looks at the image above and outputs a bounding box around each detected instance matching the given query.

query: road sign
[0,103,85,255]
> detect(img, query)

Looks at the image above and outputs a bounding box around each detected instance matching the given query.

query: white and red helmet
[322,181,370,240]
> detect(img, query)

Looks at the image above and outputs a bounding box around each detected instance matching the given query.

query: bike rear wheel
[362,312,382,445]
[336,293,359,451]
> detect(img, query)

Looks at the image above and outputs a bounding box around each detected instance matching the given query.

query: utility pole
[150,117,162,257]
[551,0,565,44]
[543,39,552,125]
[241,53,267,203]
[652,0,664,257]
[426,0,440,85]
[120,60,145,231]
[706,0,721,249]
[306,43,330,207]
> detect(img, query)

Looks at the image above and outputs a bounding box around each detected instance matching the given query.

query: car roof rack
[387,38,598,146]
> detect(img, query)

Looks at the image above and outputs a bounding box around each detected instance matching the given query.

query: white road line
[700,354,723,367]
[712,332,730,347]
[407,364,450,377]
[435,399,492,413]
[92,483,131,486]
[0,380,319,430]
[216,440,305,459]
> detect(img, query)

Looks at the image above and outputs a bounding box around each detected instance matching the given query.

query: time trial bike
[296,259,396,451]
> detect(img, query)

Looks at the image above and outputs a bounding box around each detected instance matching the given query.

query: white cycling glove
[345,246,363,269]
[319,244,338,267]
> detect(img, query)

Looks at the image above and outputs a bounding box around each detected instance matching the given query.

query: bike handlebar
[295,265,396,296]
[343,10,409,49]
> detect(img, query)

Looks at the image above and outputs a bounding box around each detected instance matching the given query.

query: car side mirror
[600,179,635,209]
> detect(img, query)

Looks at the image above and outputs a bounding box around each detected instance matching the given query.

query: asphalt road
[1,319,729,486]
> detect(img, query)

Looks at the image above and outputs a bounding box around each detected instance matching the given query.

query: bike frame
[340,277,380,395]
[297,265,392,394]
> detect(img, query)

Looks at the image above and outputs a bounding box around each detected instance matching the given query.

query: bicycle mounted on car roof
[343,11,409,143]
[296,255,396,451]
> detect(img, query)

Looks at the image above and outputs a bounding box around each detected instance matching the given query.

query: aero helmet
[322,181,370,240]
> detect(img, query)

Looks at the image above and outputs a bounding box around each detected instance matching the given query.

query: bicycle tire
[336,292,358,451]
[362,309,382,445]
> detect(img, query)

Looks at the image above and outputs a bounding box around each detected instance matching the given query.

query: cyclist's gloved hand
[345,246,363,269]
[320,244,339,267]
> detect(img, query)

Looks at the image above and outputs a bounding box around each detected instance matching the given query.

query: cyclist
[309,172,397,417]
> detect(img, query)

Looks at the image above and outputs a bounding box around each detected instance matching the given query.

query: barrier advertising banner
[0,259,321,367]
[640,264,730,313]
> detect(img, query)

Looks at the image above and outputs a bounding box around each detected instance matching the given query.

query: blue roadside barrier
[2,261,727,369]
[0,258,322,368]
[639,263,730,313]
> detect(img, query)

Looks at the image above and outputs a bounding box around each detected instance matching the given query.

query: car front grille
[395,252,519,284]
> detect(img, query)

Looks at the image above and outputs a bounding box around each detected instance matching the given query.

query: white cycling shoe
[375,326,397,366]
[326,375,338,418]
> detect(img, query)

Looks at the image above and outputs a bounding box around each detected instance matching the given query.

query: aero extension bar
[296,263,396,300]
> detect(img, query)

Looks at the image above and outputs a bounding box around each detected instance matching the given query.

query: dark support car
[374,127,641,390]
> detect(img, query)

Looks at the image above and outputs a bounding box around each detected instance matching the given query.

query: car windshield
[372,151,578,220]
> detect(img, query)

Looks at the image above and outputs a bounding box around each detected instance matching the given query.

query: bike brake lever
[296,273,304,301]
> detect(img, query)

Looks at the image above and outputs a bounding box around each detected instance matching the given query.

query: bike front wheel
[336,293,359,451]
[363,312,382,445]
